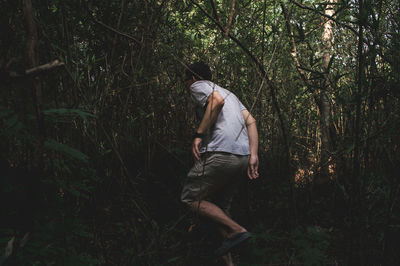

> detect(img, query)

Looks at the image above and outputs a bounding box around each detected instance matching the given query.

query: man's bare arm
[192,91,225,160]
[242,109,259,179]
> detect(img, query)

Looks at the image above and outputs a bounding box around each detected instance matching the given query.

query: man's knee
[181,196,199,209]
[180,187,197,207]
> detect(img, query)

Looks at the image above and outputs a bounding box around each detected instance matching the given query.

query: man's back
[190,80,250,155]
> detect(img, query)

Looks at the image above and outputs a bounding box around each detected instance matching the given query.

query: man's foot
[226,227,247,239]
[215,231,252,257]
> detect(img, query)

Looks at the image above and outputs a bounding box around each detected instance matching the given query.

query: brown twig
[209,0,220,23]
[91,14,142,45]
[27,60,64,75]
[281,3,321,109]
[225,0,235,37]
[290,0,357,34]
[7,60,65,78]
[281,4,310,85]
[23,0,47,162]
[110,0,126,65]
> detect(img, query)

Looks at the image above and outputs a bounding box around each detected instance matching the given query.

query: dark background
[1,0,399,265]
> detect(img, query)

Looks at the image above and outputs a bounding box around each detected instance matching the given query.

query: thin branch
[281,3,321,110]
[110,0,126,65]
[7,60,65,78]
[290,0,358,34]
[209,0,220,23]
[281,4,310,86]
[90,14,142,45]
[237,40,281,141]
[191,1,261,80]
[25,59,64,75]
[262,0,266,62]
[22,0,46,168]
[225,0,235,37]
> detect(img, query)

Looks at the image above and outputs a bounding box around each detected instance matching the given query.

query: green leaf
[0,106,13,118]
[384,122,400,139]
[43,108,96,121]
[167,256,181,263]
[44,139,89,162]
[0,105,31,139]
[5,114,19,129]
[345,143,355,153]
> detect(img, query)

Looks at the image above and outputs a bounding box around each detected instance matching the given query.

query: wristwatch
[192,131,205,139]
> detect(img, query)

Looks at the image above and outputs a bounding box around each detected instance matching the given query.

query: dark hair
[185,61,212,81]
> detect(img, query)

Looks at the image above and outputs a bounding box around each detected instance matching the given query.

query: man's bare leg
[188,200,247,238]
[221,252,234,266]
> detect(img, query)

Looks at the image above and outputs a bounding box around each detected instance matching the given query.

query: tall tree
[318,0,337,184]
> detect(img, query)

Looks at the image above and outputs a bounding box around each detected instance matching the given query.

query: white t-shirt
[190,80,250,155]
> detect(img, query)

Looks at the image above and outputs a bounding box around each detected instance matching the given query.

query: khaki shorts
[181,152,249,214]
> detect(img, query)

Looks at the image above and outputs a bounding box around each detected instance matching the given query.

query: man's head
[185,61,212,82]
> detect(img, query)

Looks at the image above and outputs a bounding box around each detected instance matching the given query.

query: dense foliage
[1,0,399,265]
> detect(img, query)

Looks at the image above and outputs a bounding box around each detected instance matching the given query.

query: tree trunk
[316,0,337,184]
[22,0,46,167]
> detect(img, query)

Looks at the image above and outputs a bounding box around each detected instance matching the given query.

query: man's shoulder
[191,80,213,90]
[190,81,240,101]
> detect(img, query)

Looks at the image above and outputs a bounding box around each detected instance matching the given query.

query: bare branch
[209,0,220,23]
[290,0,358,34]
[281,2,324,111]
[190,1,263,77]
[22,0,47,166]
[25,60,65,75]
[7,60,65,78]
[110,0,127,65]
[91,14,142,45]
[281,4,310,86]
[225,0,235,37]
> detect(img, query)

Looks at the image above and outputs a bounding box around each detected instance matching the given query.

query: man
[181,62,259,265]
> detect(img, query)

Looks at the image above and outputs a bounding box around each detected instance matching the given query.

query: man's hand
[192,137,202,160]
[248,154,259,179]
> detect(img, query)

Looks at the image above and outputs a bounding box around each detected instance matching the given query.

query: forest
[1,0,399,265]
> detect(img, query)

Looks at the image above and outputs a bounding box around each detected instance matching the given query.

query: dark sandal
[215,232,251,257]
